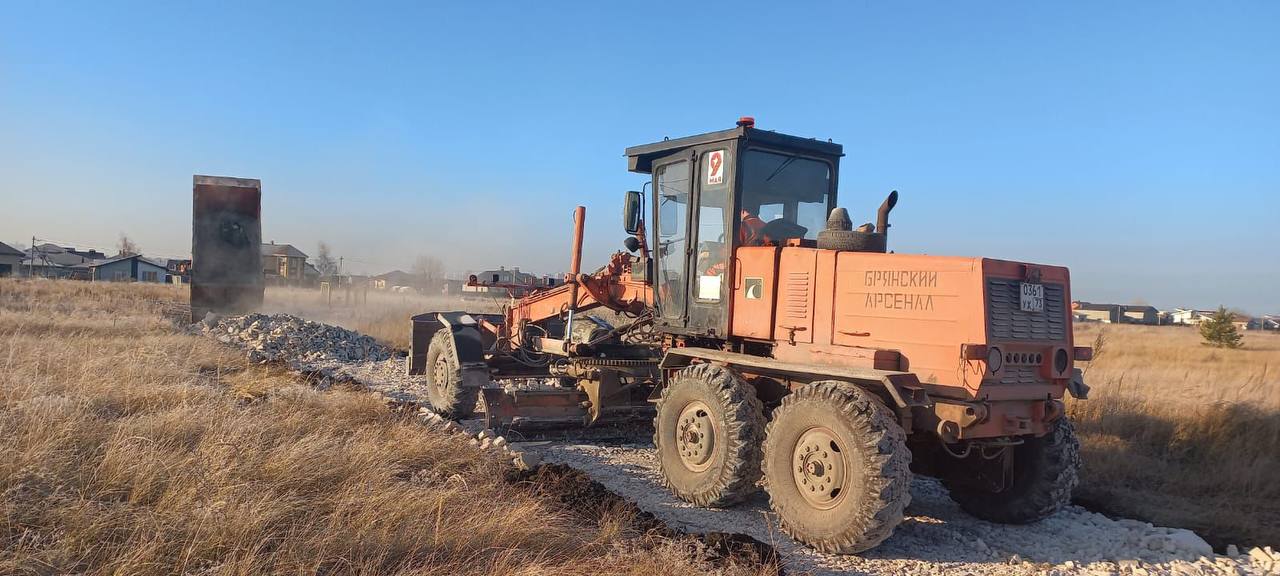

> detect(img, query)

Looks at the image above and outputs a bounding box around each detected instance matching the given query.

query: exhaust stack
[876,190,899,241]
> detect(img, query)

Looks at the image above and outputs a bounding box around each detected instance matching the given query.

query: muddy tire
[944,417,1080,524]
[424,329,479,418]
[762,382,911,553]
[654,363,766,507]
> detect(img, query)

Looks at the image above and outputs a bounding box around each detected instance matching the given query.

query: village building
[303,262,320,285]
[463,266,558,298]
[1071,302,1159,325]
[261,242,309,285]
[1170,308,1212,325]
[18,256,72,278]
[0,242,22,277]
[88,254,168,282]
[163,259,192,284]
[372,270,424,291]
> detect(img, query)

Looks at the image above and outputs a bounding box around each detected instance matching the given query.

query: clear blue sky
[2,1,1276,312]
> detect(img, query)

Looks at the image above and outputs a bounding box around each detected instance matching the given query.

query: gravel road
[200,313,1279,576]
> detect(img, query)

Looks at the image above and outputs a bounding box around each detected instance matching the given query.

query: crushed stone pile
[201,313,391,365]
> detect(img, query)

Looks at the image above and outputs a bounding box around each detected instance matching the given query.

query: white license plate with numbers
[1020,282,1044,313]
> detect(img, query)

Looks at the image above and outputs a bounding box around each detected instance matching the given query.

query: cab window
[739,150,832,242]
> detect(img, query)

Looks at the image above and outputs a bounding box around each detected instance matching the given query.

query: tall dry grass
[1069,323,1280,548]
[0,279,770,576]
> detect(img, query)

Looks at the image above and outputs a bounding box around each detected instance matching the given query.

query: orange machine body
[731,244,1074,439]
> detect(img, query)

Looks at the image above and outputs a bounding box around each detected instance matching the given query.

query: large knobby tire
[944,417,1080,524]
[762,382,911,554]
[424,329,479,419]
[654,364,766,507]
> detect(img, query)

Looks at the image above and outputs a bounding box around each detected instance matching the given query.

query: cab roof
[625,124,844,174]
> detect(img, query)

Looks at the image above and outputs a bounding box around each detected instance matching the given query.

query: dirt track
[200,313,1279,576]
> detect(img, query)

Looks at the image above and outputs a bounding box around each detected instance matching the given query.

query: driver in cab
[739,208,768,246]
[700,208,771,278]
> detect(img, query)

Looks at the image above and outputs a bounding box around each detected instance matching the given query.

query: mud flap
[407,311,493,376]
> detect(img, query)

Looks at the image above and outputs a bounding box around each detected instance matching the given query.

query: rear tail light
[1074,346,1093,361]
[986,346,1003,373]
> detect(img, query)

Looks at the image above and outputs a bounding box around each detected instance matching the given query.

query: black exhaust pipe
[876,190,898,240]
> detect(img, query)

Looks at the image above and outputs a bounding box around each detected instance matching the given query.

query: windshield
[739,150,832,241]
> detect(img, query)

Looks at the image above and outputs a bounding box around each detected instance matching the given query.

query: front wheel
[943,417,1080,524]
[762,382,912,554]
[654,364,766,507]
[424,329,479,418]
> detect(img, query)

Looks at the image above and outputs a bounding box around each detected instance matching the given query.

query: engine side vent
[987,278,1066,341]
[783,271,811,321]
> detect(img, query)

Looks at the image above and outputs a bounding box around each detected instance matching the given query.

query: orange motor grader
[408,118,1091,553]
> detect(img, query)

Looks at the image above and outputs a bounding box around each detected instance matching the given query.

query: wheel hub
[431,357,450,395]
[676,401,716,472]
[793,427,846,509]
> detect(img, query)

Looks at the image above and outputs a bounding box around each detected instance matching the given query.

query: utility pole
[29,235,35,278]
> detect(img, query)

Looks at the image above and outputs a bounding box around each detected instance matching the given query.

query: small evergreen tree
[1200,306,1243,349]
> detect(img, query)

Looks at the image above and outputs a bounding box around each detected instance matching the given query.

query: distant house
[18,256,72,279]
[1260,315,1280,331]
[303,262,320,285]
[1172,308,1255,331]
[372,270,423,291]
[163,259,192,284]
[261,242,308,285]
[1071,302,1159,325]
[0,242,22,277]
[29,243,106,267]
[89,255,169,283]
[1171,308,1209,325]
[463,266,558,298]
[1119,305,1159,325]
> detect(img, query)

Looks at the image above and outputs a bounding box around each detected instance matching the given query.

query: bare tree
[315,242,339,276]
[117,234,139,257]
[411,254,444,287]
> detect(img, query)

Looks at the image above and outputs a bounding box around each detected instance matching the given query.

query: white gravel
[201,312,1280,576]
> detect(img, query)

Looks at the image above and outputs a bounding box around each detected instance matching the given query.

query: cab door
[651,153,692,330]
[685,145,735,336]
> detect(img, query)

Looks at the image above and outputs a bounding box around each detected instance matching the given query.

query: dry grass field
[0,280,770,576]
[1070,323,1280,548]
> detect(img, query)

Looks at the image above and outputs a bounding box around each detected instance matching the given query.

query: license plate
[1020,282,1044,313]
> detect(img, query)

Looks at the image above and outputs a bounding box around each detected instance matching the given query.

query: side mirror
[623,190,643,235]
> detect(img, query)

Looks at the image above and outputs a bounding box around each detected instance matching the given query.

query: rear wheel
[943,417,1080,524]
[654,364,766,507]
[424,329,479,418]
[762,382,911,553]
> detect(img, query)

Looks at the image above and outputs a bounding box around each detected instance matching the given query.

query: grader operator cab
[409,118,1090,554]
